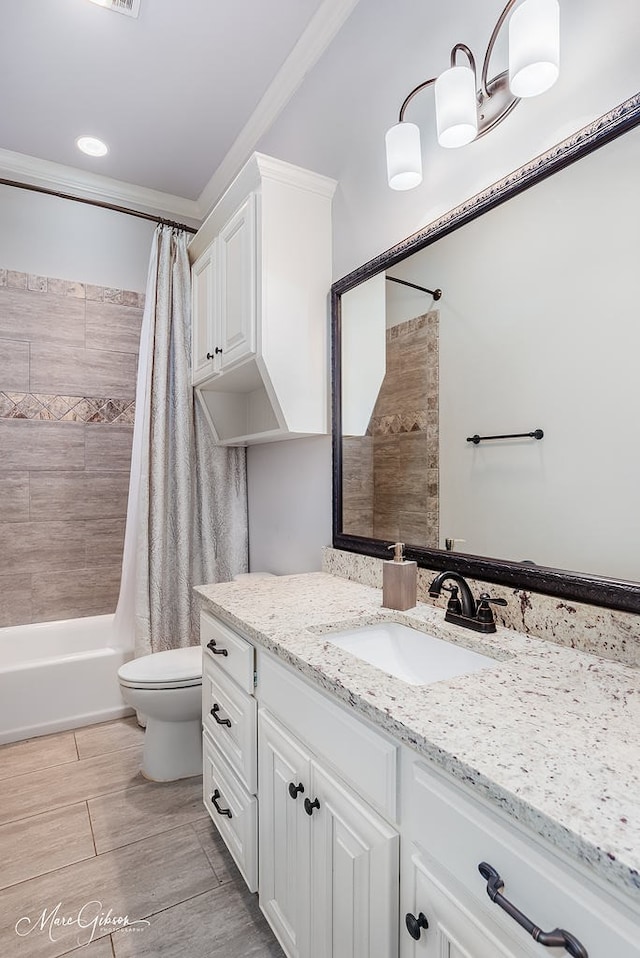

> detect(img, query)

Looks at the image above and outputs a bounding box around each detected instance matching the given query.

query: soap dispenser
[382,542,417,611]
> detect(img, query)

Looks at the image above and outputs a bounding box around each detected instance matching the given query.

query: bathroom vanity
[196,573,640,958]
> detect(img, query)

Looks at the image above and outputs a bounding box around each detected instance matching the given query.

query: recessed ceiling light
[76,136,109,157]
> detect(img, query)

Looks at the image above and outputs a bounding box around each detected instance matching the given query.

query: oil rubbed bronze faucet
[429,571,507,634]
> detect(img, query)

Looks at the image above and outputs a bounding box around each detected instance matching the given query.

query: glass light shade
[385,122,422,191]
[509,0,560,98]
[435,65,478,149]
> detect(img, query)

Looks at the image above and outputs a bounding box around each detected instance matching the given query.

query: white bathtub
[0,614,133,744]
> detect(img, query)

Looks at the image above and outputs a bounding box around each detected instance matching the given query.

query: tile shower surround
[0,269,144,627]
[342,311,439,546]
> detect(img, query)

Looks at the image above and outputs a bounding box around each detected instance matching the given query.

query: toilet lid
[118,646,202,686]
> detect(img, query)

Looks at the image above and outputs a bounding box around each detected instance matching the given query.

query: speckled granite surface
[323,547,640,669]
[195,571,640,904]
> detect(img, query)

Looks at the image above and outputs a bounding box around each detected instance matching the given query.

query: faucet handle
[441,584,462,615]
[476,593,507,626]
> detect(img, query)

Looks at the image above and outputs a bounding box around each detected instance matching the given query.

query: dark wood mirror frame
[332,92,640,614]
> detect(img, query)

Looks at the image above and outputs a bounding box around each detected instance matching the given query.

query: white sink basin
[325,622,496,686]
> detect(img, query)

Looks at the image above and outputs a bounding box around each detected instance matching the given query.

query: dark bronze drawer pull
[478,863,588,958]
[211,788,232,818]
[206,639,228,657]
[210,704,231,727]
[288,782,304,800]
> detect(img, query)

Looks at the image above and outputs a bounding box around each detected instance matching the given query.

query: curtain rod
[0,176,199,234]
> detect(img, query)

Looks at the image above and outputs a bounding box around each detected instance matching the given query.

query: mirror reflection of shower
[341,270,441,548]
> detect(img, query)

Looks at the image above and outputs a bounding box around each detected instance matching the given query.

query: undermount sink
[325,622,496,686]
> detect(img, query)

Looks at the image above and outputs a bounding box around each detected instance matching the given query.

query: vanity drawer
[201,611,255,694]
[258,650,398,821]
[202,729,257,892]
[202,653,257,793]
[402,756,640,958]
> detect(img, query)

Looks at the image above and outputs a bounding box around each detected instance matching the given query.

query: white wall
[0,185,155,291]
[248,435,332,574]
[246,0,640,573]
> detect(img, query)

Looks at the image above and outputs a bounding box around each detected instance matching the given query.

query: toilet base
[141,716,202,782]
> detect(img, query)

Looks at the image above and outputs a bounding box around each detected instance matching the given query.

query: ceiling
[0,0,353,212]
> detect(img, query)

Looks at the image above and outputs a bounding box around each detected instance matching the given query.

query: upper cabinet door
[191,243,217,385]
[218,195,257,371]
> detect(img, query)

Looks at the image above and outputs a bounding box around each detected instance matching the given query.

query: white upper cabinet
[218,195,257,371]
[189,153,336,445]
[191,242,217,383]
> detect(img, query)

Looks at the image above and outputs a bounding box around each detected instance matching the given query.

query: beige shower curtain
[115,225,247,657]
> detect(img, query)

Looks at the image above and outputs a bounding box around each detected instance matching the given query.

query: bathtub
[0,614,133,744]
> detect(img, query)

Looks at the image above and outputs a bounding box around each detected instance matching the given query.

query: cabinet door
[401,851,525,958]
[310,761,399,958]
[218,195,257,371]
[191,242,217,384]
[258,709,312,958]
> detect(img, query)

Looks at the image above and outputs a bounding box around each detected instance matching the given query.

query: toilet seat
[118,646,202,691]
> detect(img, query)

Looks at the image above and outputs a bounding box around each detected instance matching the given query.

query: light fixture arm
[398,77,436,123]
[481,0,520,98]
[451,42,476,76]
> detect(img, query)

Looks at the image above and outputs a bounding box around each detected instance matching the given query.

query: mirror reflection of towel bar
[467,429,544,445]
[386,276,442,300]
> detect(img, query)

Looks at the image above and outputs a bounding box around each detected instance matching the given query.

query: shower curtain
[114,225,247,656]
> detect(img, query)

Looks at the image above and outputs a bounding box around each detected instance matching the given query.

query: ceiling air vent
[89,0,141,18]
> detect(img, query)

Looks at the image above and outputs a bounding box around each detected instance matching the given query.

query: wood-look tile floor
[0,718,283,958]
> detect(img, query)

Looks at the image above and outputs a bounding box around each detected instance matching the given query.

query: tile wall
[0,269,144,627]
[342,311,439,546]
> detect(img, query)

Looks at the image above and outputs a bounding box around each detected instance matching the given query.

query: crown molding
[254,152,337,198]
[0,147,201,226]
[196,0,360,218]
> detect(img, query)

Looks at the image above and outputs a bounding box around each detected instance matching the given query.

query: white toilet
[117,646,203,782]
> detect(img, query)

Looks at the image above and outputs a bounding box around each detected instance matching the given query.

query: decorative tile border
[367,311,438,437]
[368,410,430,436]
[0,392,135,424]
[0,268,145,307]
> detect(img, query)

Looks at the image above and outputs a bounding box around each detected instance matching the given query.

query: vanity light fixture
[385,0,560,190]
[76,135,109,157]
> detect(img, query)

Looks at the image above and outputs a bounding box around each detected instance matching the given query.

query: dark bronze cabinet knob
[288,782,304,800]
[405,912,429,940]
[304,796,320,816]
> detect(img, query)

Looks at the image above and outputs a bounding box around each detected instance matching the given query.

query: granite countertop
[195,572,640,902]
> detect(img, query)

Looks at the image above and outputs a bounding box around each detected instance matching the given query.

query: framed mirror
[332,92,640,613]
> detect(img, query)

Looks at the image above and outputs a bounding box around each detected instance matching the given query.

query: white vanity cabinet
[400,752,640,958]
[189,153,336,445]
[258,656,400,958]
[200,611,258,891]
[199,609,399,958]
[199,607,640,958]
